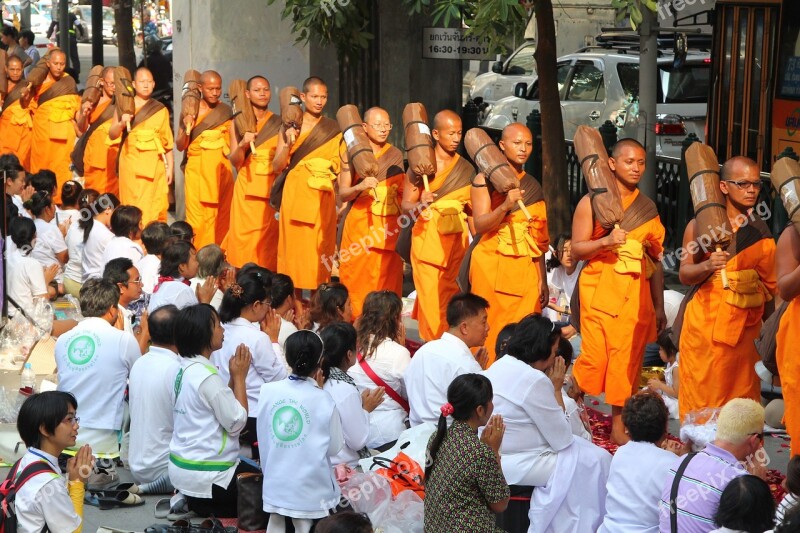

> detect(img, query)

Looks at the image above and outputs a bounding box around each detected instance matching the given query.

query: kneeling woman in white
[148,240,216,312]
[211,270,287,455]
[257,330,344,533]
[14,391,94,533]
[168,304,259,518]
[483,314,612,533]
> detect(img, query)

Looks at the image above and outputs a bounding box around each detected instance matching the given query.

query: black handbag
[236,472,269,531]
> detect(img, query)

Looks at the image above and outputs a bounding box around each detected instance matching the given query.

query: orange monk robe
[0,96,32,168]
[572,190,665,407]
[277,129,342,290]
[30,79,80,202]
[679,232,776,420]
[183,113,233,249]
[411,156,472,342]
[338,144,405,318]
[223,114,280,270]
[118,106,174,225]
[469,179,548,367]
[82,100,120,196]
[777,298,800,456]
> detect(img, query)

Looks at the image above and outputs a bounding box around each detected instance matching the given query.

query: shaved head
[363,106,388,124]
[135,67,153,80]
[721,156,760,181]
[500,123,533,168]
[302,76,326,93]
[246,75,268,90]
[432,109,463,155]
[363,107,391,145]
[133,68,155,98]
[201,70,221,85]
[48,49,66,62]
[611,138,645,159]
[501,123,531,143]
[46,49,66,79]
[6,55,23,66]
[433,109,462,131]
[200,70,222,105]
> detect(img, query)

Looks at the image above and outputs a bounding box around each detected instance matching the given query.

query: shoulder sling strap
[357,354,409,412]
[670,452,698,533]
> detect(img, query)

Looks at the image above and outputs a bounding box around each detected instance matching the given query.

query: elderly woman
[483,313,612,532]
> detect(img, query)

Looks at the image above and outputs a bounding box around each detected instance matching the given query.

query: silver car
[482,49,710,158]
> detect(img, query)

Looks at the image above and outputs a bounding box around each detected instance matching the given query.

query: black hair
[78,191,119,243]
[60,180,83,208]
[174,304,219,357]
[103,257,134,286]
[611,138,646,158]
[270,273,295,309]
[506,314,561,365]
[556,337,574,367]
[357,290,402,359]
[546,233,572,272]
[309,282,349,331]
[622,391,669,443]
[0,153,25,182]
[219,271,269,324]
[9,216,35,249]
[776,504,800,533]
[17,391,78,449]
[110,205,142,239]
[1,26,18,40]
[25,190,52,217]
[30,170,57,195]
[446,292,489,328]
[141,221,171,255]
[713,475,775,533]
[657,327,678,359]
[79,278,120,318]
[786,456,800,496]
[320,321,357,379]
[285,330,323,378]
[302,76,326,93]
[314,512,372,533]
[19,29,35,45]
[246,75,268,90]
[148,304,179,346]
[426,374,493,480]
[494,322,517,361]
[160,240,195,277]
[237,263,273,285]
[170,220,194,242]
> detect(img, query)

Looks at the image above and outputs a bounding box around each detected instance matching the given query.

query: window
[658,64,710,103]
[778,2,800,99]
[506,44,536,76]
[556,62,571,99]
[617,63,640,101]
[566,62,605,102]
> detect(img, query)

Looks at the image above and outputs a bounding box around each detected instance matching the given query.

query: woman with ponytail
[424,373,509,532]
[257,330,344,533]
[80,191,120,282]
[210,270,287,456]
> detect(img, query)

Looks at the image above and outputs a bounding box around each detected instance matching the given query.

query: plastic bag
[359,423,436,476]
[680,407,721,451]
[0,387,21,423]
[343,472,424,533]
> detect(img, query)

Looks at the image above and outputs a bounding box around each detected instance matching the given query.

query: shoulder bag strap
[357,354,409,412]
[670,452,698,533]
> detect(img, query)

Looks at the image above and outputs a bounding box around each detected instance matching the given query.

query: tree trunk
[533,0,570,238]
[114,0,136,74]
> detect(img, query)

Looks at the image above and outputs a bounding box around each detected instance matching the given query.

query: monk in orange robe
[468,124,549,366]
[29,49,80,202]
[275,76,341,290]
[109,67,174,225]
[0,56,32,167]
[337,106,405,317]
[73,67,120,195]
[571,139,666,444]
[776,223,800,456]
[401,110,475,341]
[678,156,776,421]
[176,70,232,249]
[222,75,282,270]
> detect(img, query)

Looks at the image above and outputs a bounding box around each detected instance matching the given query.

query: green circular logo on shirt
[272,406,303,442]
[67,335,96,366]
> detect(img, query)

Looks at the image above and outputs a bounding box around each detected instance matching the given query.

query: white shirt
[348,337,411,448]
[544,263,582,321]
[14,448,82,533]
[483,355,574,486]
[101,236,144,266]
[63,222,84,283]
[13,195,31,218]
[404,332,482,426]
[148,279,197,312]
[323,377,370,467]
[55,317,141,432]
[190,276,223,310]
[81,221,114,282]
[136,254,161,294]
[6,248,48,318]
[31,217,67,276]
[210,318,287,415]
[128,345,182,483]
[278,316,297,352]
[24,45,40,77]
[598,440,676,533]
[54,207,80,227]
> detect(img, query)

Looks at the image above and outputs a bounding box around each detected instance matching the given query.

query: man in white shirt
[55,279,141,460]
[128,304,181,493]
[405,293,490,426]
[103,257,150,353]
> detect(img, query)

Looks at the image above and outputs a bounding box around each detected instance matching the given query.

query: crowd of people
[1,48,799,533]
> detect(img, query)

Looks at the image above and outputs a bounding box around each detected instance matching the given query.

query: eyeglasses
[62,414,80,426]
[367,123,393,131]
[750,432,764,441]
[126,278,143,286]
[724,180,763,190]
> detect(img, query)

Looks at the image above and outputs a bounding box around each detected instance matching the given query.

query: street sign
[422,28,492,60]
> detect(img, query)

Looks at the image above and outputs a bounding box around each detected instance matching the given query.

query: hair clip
[230,282,244,298]
[440,403,454,417]
[319,283,330,292]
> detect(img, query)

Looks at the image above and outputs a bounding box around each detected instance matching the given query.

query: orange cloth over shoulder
[83,99,120,196]
[0,97,32,168]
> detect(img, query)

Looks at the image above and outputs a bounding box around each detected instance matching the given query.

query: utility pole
[638,6,659,201]
[91,0,103,65]
[20,0,31,31]
[58,0,70,67]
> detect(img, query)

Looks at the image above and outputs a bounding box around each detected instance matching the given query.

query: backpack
[0,458,55,533]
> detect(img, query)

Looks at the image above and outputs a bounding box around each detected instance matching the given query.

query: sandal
[154,497,172,519]
[113,481,141,494]
[97,490,145,510]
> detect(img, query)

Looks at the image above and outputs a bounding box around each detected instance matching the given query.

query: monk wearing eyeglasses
[676,156,776,420]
